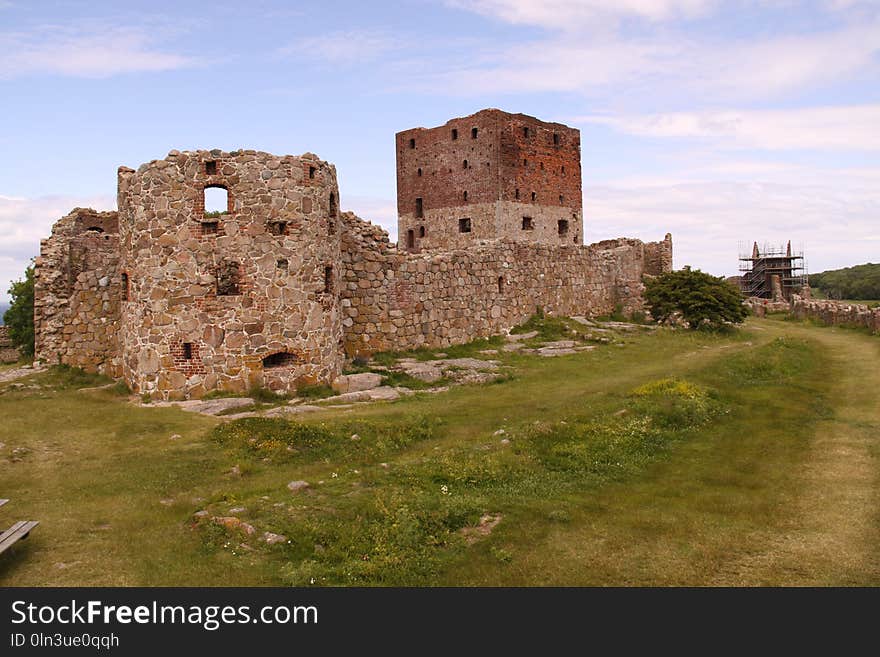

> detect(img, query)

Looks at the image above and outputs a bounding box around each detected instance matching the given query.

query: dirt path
[0,364,44,384]
[710,323,880,585]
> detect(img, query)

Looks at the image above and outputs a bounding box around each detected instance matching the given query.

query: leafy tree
[644,267,748,330]
[4,263,35,357]
[809,263,880,300]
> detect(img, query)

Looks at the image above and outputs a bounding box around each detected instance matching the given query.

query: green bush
[644,267,747,330]
[4,263,34,358]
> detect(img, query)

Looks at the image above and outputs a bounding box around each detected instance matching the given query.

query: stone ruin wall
[34,208,122,376]
[340,212,672,355]
[117,149,344,399]
[0,326,20,364]
[790,296,880,334]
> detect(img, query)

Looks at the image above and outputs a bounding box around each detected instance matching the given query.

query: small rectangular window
[463,191,468,202]
[459,218,472,233]
[277,259,288,271]
[205,161,216,175]
[471,127,478,139]
[523,127,530,138]
[559,194,564,204]
[451,128,458,140]
[553,132,560,146]
[121,273,129,301]
[415,197,423,219]
[309,166,316,179]
[531,191,537,202]
[409,138,416,149]
[201,221,218,235]
[183,343,193,360]
[324,265,333,293]
[268,220,287,236]
[406,229,415,249]
[515,188,520,200]
[558,219,569,236]
[463,159,468,169]
[522,216,533,231]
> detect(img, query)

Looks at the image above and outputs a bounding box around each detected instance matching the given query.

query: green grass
[2,319,879,586]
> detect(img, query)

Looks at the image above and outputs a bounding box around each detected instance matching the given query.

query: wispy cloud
[428,3,880,101]
[446,0,715,30]
[279,30,398,65]
[0,23,198,79]
[576,104,880,151]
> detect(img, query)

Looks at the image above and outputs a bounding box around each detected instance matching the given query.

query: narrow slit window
[459,218,472,233]
[559,194,564,204]
[523,158,528,167]
[463,191,468,202]
[309,166,316,179]
[463,159,468,169]
[451,128,458,140]
[471,127,478,139]
[183,343,193,360]
[553,132,560,145]
[409,138,416,149]
[205,161,217,175]
[121,273,129,301]
[329,192,337,217]
[540,162,544,170]
[417,167,422,177]
[522,216,533,231]
[415,197,423,219]
[523,127,529,138]
[406,229,415,249]
[561,165,566,176]
[531,191,537,202]
[324,265,333,293]
[515,188,520,200]
[498,276,504,293]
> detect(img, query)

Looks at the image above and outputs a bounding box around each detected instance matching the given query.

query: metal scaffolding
[738,241,808,300]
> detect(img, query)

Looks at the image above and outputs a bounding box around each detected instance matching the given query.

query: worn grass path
[447,319,880,586]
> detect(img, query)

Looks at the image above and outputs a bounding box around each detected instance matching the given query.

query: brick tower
[396,109,582,251]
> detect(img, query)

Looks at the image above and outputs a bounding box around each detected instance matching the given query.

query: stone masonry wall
[396,109,582,253]
[340,212,670,355]
[34,208,122,376]
[117,149,343,399]
[790,296,880,333]
[0,326,20,364]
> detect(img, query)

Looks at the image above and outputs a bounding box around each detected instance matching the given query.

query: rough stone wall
[117,149,343,399]
[790,297,880,333]
[396,109,582,252]
[340,212,668,355]
[643,233,674,275]
[0,326,20,364]
[34,208,122,376]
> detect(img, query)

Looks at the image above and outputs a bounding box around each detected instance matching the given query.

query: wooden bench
[0,520,39,556]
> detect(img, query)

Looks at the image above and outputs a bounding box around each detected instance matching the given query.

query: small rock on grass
[287,480,310,493]
[263,532,287,545]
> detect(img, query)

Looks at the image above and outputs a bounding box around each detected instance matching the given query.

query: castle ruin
[34,109,673,399]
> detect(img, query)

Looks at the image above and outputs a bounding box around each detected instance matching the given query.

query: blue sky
[1,0,879,300]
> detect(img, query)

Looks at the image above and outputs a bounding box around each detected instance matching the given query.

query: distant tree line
[810,263,880,301]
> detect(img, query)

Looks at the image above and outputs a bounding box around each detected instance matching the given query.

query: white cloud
[280,30,398,65]
[577,104,880,151]
[446,0,715,29]
[0,24,198,79]
[0,194,115,301]
[426,6,880,100]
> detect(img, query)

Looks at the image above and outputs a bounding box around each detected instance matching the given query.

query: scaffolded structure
[739,241,808,300]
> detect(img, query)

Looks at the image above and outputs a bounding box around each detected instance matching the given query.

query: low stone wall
[340,213,672,355]
[0,325,20,364]
[790,296,880,333]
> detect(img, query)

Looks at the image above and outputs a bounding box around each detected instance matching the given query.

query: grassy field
[1,317,878,586]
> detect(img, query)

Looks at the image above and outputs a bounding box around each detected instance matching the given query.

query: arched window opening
[263,352,298,369]
[463,159,468,169]
[204,185,229,218]
[417,167,422,177]
[419,226,426,238]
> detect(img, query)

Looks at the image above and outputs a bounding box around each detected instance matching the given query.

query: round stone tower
[117,149,343,399]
